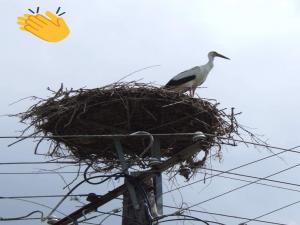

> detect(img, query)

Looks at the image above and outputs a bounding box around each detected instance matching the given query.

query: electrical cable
[157,214,223,225]
[3,167,300,200]
[0,161,77,165]
[2,132,300,155]
[36,145,300,224]
[0,210,43,221]
[129,131,154,157]
[94,209,142,225]
[164,145,300,195]
[0,171,82,175]
[0,194,91,199]
[2,132,299,224]
[134,177,155,225]
[164,205,285,225]
[197,170,300,194]
[1,166,300,192]
[0,217,41,221]
[240,199,300,224]
[0,192,287,225]
[201,167,300,188]
[44,172,124,221]
[182,163,300,212]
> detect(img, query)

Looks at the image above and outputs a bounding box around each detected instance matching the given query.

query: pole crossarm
[53,142,202,225]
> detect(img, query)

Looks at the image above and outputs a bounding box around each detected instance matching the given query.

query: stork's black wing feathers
[165,75,196,87]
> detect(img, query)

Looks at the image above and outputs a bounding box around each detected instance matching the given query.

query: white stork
[165,51,230,96]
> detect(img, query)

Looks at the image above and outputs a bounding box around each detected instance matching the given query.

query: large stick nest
[15,82,240,175]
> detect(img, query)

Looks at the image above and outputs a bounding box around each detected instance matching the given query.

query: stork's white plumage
[165,51,230,96]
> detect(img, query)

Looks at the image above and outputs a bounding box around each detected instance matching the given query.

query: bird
[165,51,230,97]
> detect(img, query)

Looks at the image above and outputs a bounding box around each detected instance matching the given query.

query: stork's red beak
[216,53,230,60]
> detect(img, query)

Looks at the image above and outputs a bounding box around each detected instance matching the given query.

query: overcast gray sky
[1,0,300,224]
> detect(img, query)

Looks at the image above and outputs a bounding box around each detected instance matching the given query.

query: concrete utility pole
[122,176,158,225]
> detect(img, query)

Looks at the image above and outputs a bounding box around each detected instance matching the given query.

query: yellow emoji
[17,8,70,43]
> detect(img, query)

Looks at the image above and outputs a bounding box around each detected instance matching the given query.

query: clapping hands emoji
[18,8,70,43]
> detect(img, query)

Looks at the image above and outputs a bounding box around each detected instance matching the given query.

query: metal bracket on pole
[151,137,163,215]
[113,139,140,210]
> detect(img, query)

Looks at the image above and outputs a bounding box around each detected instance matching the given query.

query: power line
[2,167,300,192]
[0,210,43,222]
[1,192,285,225]
[5,196,281,225]
[0,133,220,139]
[0,161,77,165]
[198,171,300,194]
[0,133,215,139]
[3,192,283,225]
[2,153,298,223]
[0,194,90,199]
[164,145,300,195]
[1,176,291,225]
[241,200,300,224]
[164,205,285,225]
[1,176,289,225]
[2,161,300,192]
[0,217,41,221]
[0,159,160,166]
[0,171,81,175]
[2,159,300,190]
[3,132,298,224]
[201,167,300,188]
[43,146,300,224]
[2,132,300,155]
[157,214,217,225]
[3,169,300,201]
[183,163,300,211]
[96,203,286,225]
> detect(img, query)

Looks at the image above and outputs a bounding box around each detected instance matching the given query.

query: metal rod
[151,138,163,215]
[113,139,140,210]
